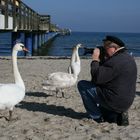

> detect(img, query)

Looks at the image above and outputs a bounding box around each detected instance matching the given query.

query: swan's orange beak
[23,47,29,52]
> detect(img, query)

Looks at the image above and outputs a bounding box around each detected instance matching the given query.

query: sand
[0,56,140,140]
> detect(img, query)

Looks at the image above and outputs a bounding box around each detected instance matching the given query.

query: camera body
[84,46,106,64]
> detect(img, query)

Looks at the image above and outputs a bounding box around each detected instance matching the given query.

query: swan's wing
[43,72,76,87]
[48,72,73,81]
[42,85,57,91]
[47,72,64,78]
[0,84,25,105]
[0,83,15,86]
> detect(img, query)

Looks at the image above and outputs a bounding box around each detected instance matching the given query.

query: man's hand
[92,48,100,62]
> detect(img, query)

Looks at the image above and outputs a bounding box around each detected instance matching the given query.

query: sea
[38,32,140,57]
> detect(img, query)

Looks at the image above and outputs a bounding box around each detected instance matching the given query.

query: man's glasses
[103,41,117,49]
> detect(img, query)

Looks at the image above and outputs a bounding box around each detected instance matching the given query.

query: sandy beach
[0,56,140,140]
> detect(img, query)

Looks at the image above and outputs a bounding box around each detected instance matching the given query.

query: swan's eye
[20,45,24,48]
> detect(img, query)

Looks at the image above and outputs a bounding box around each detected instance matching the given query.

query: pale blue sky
[22,0,140,33]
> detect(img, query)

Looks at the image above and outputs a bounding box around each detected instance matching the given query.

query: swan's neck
[75,48,80,62]
[71,48,80,77]
[12,50,25,91]
[73,74,78,79]
[71,48,76,64]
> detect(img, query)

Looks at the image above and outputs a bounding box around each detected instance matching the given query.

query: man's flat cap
[103,36,125,47]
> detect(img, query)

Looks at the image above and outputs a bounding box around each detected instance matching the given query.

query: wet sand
[0,56,140,140]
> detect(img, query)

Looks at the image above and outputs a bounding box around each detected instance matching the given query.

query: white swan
[0,43,28,121]
[42,44,82,98]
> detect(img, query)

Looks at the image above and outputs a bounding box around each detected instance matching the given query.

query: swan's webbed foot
[63,92,71,99]
[0,110,13,121]
[62,89,71,99]
[0,115,9,121]
[8,110,19,121]
[56,88,64,98]
[62,91,65,98]
[8,110,13,121]
[56,88,63,98]
[56,88,70,99]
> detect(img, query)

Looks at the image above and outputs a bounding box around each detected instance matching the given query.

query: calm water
[38,32,140,57]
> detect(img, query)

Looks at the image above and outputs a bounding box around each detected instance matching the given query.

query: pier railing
[0,0,50,32]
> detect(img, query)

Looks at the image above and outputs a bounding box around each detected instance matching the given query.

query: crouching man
[78,36,137,126]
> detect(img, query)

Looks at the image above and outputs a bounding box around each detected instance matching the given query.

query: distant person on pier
[78,35,137,126]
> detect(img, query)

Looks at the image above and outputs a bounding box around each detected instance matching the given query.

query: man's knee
[77,80,84,88]
[77,80,88,90]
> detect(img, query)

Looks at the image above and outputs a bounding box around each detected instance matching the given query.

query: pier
[0,0,61,56]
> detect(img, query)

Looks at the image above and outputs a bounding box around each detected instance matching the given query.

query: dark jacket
[91,48,137,113]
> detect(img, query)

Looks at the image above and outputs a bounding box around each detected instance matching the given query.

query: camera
[83,46,106,64]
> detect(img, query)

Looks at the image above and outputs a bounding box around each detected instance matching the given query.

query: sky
[22,0,140,33]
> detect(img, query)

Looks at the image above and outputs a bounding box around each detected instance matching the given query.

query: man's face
[103,41,118,57]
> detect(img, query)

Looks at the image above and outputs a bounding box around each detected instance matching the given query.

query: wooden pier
[0,0,60,56]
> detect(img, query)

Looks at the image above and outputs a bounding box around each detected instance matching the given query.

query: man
[78,36,137,125]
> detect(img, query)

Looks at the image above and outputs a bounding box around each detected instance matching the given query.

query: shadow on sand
[17,101,87,120]
[25,91,52,98]
[19,91,140,120]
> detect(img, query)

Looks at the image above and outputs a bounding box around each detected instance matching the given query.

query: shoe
[117,111,129,126]
[93,116,104,123]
